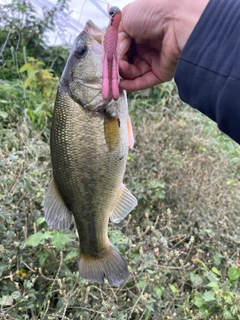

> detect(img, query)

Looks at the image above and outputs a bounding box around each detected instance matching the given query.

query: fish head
[61,20,106,110]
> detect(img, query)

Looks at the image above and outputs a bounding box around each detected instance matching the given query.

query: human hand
[118,0,209,91]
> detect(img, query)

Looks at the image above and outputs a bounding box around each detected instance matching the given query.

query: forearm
[175,0,240,144]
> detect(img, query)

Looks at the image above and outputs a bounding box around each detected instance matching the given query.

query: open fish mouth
[84,20,104,55]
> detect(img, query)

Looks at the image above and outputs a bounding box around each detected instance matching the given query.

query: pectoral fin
[104,115,120,151]
[44,179,73,230]
[122,91,134,148]
[127,114,134,148]
[110,183,137,223]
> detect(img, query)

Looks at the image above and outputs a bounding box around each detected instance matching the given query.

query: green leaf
[35,217,45,224]
[36,60,46,66]
[190,272,203,287]
[109,229,131,246]
[213,252,223,266]
[223,310,234,319]
[226,179,236,185]
[206,281,219,292]
[23,280,32,289]
[169,284,178,294]
[11,291,21,300]
[0,295,12,306]
[25,231,51,247]
[205,270,218,282]
[138,279,146,289]
[203,291,215,302]
[155,285,163,297]
[146,299,156,312]
[64,248,78,262]
[194,296,204,308]
[222,291,234,304]
[24,77,35,88]
[146,269,155,275]
[27,289,36,298]
[0,111,8,118]
[211,267,221,276]
[228,266,240,281]
[0,99,8,104]
[50,230,73,250]
[39,251,49,266]
[19,63,32,72]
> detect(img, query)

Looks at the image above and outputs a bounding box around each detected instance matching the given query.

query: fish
[44,9,137,287]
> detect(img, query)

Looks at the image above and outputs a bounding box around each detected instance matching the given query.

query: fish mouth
[84,20,104,55]
[68,20,109,110]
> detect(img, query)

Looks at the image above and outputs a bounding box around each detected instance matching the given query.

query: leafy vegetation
[0,1,239,319]
[0,0,69,80]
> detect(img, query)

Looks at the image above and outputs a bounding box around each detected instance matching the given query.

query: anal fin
[44,179,73,230]
[110,183,137,223]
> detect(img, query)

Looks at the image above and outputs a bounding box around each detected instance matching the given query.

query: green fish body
[44,20,137,287]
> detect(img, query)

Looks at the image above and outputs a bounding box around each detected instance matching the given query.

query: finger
[119,72,161,91]
[119,58,151,80]
[118,32,132,57]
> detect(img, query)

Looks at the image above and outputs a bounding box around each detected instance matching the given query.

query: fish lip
[84,20,104,56]
[84,20,104,45]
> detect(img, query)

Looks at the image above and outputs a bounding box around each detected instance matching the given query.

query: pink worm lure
[102,6,122,100]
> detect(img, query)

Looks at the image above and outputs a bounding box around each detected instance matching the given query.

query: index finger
[119,69,161,91]
[118,31,132,57]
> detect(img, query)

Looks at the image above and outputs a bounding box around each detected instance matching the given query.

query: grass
[0,79,239,319]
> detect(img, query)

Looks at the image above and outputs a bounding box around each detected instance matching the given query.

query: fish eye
[75,44,88,58]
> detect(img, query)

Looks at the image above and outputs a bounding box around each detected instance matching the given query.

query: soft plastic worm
[102,6,121,100]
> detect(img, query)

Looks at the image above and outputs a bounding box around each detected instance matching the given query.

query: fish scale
[44,15,137,287]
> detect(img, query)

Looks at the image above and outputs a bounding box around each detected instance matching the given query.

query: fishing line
[73,0,109,40]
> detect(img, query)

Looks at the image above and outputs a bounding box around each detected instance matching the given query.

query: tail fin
[79,245,129,287]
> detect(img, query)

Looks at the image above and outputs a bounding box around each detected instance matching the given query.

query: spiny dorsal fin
[109,184,137,223]
[44,179,73,230]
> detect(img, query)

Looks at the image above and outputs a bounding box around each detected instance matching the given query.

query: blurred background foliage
[0,0,69,80]
[0,1,240,319]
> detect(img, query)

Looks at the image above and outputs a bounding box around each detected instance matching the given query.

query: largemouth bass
[44,11,137,287]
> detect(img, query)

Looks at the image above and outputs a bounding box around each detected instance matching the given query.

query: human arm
[175,0,240,144]
[119,0,240,144]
